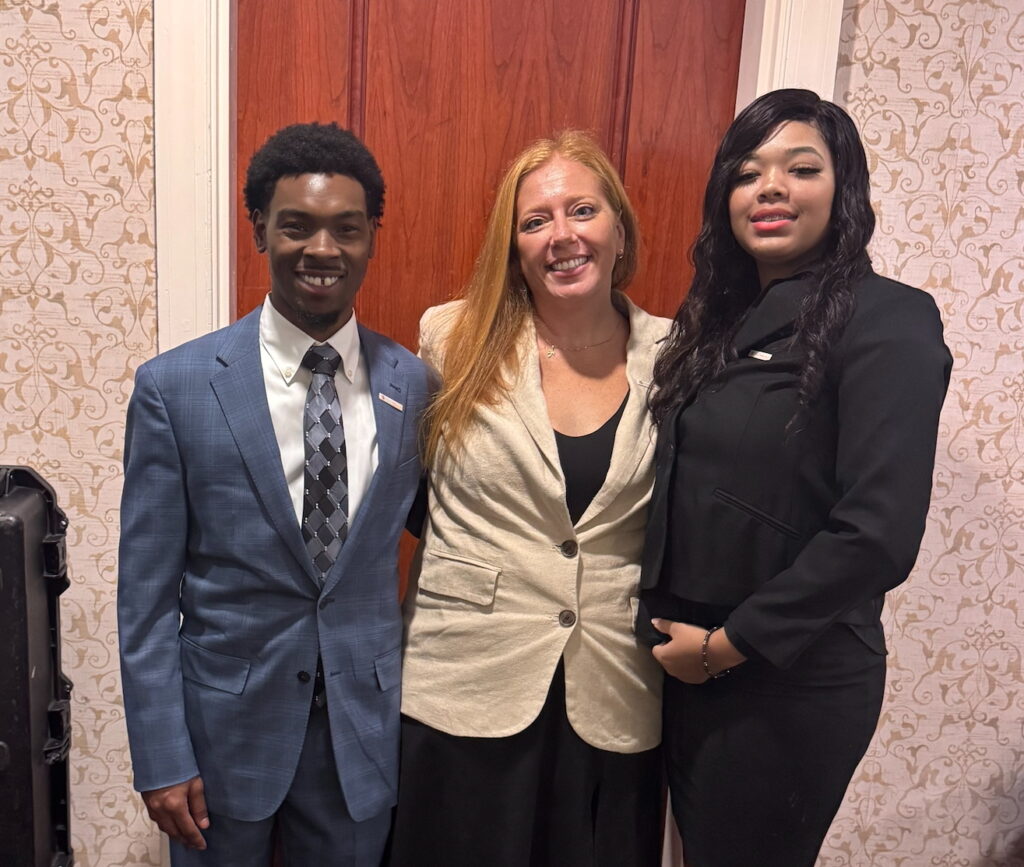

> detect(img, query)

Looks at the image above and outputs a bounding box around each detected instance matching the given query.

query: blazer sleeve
[724,287,952,668]
[117,363,200,791]
[416,301,462,374]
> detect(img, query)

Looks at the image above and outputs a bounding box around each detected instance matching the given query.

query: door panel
[359,0,634,349]
[624,0,746,314]
[235,0,357,313]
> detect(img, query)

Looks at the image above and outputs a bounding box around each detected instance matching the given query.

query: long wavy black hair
[650,89,875,424]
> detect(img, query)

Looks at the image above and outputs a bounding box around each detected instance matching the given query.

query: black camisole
[554,393,628,524]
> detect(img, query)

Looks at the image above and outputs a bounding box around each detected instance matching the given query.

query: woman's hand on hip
[650,619,709,683]
[650,618,747,683]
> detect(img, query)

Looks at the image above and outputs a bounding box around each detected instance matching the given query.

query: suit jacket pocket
[418,549,501,606]
[843,622,887,655]
[180,636,251,695]
[713,488,800,539]
[374,646,402,692]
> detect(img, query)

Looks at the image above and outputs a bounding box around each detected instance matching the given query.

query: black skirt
[387,660,662,867]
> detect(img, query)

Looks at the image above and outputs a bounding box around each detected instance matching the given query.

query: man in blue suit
[118,123,431,865]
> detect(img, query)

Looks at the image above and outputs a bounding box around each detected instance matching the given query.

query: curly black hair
[650,89,875,425]
[243,122,385,222]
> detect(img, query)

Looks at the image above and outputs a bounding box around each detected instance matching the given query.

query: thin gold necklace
[534,317,621,359]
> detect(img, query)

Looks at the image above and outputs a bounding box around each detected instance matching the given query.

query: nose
[550,213,576,244]
[758,167,787,200]
[306,228,339,258]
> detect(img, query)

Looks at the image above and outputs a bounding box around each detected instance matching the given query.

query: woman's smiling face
[728,120,836,286]
[514,155,625,304]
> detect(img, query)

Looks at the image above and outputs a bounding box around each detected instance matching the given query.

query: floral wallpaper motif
[0,1,160,864]
[826,1,1024,864]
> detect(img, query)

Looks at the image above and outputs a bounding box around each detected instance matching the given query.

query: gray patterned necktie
[300,344,348,577]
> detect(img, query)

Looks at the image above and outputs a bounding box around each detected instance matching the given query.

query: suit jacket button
[559,540,578,557]
[558,610,577,628]
[297,671,311,683]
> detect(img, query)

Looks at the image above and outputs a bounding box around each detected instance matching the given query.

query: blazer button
[558,610,577,628]
[297,671,311,683]
[559,540,579,557]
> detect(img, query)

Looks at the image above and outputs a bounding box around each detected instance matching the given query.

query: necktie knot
[302,344,342,377]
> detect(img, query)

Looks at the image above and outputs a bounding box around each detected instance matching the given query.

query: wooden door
[236,0,746,335]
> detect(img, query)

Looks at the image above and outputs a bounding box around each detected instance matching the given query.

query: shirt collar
[259,295,361,385]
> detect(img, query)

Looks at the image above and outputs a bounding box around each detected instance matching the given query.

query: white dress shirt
[259,298,378,529]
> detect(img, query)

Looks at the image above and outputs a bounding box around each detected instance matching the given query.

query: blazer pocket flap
[374,646,401,692]
[419,549,501,606]
[180,637,251,694]
[844,622,888,655]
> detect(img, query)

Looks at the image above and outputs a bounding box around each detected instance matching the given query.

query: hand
[650,619,747,684]
[142,775,210,850]
[650,619,709,683]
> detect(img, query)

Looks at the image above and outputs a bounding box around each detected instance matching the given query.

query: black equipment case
[0,466,74,867]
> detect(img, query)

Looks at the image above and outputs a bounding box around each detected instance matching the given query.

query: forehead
[516,156,607,209]
[267,173,368,214]
[749,121,832,160]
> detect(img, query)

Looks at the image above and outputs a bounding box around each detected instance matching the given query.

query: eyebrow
[274,208,367,220]
[744,146,825,161]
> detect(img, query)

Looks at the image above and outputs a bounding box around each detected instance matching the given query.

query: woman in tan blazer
[388,131,670,867]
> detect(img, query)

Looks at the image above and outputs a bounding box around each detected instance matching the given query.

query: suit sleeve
[117,363,200,791]
[724,289,952,668]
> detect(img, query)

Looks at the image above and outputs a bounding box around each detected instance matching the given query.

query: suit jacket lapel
[210,310,318,584]
[321,325,408,593]
[507,317,563,478]
[576,298,660,528]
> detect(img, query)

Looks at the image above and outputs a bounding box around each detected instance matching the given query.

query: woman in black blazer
[639,89,952,866]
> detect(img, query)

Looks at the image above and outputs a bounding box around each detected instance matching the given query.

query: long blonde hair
[423,130,640,465]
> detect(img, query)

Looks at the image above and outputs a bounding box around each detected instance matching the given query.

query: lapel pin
[378,392,404,412]
[749,350,772,361]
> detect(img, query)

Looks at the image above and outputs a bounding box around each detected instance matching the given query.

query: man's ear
[252,211,267,253]
[368,218,378,259]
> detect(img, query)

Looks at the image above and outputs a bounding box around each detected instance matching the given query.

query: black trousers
[387,661,662,867]
[663,622,885,867]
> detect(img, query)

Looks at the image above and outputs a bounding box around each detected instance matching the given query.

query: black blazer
[639,271,952,669]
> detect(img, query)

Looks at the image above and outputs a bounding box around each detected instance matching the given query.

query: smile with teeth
[548,256,590,272]
[752,214,793,223]
[298,273,341,287]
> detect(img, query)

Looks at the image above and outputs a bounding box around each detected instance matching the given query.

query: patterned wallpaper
[0,1,160,865]
[825,1,1024,865]
[1,1,1021,866]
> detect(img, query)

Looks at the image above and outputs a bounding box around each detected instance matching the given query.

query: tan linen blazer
[401,296,670,752]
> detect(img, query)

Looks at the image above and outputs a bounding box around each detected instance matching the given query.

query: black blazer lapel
[639,400,683,591]
[732,277,812,356]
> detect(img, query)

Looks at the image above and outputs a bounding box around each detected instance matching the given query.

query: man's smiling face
[253,172,376,340]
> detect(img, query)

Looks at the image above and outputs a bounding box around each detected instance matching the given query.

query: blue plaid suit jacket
[118,308,430,822]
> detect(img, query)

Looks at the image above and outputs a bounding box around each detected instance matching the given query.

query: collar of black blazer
[731,273,815,357]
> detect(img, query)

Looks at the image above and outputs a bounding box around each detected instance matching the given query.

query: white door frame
[153,0,234,351]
